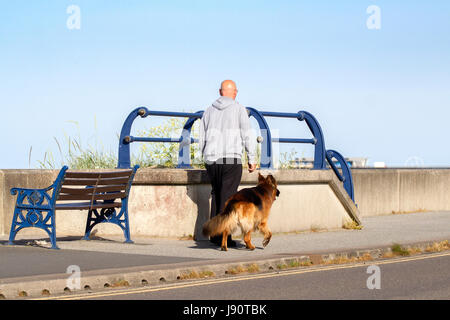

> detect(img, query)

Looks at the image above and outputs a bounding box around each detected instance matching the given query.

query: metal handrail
[117,107,355,203]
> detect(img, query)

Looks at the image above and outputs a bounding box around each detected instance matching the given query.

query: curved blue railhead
[326,149,355,203]
[177,111,204,168]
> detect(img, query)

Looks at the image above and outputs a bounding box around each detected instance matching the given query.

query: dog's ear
[267,174,276,185]
[276,189,280,197]
[258,173,265,183]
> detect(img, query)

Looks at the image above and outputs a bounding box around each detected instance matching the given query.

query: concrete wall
[352,169,450,217]
[0,169,358,240]
[2,167,449,240]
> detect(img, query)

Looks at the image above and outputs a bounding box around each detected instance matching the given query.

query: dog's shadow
[189,240,264,251]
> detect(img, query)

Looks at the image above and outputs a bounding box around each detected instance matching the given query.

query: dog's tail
[202,200,238,237]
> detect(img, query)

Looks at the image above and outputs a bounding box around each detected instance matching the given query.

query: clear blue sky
[1,0,449,168]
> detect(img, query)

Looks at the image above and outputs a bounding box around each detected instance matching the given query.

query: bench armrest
[10,186,55,209]
[10,186,53,196]
[10,166,68,208]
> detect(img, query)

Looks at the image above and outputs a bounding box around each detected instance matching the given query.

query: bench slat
[60,185,127,195]
[65,170,133,179]
[58,192,126,201]
[55,202,122,210]
[62,177,130,186]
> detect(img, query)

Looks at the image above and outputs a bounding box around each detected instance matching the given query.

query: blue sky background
[0,0,449,168]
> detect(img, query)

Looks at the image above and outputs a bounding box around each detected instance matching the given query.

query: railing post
[177,111,203,169]
[117,107,149,169]
[297,111,327,170]
[246,107,273,169]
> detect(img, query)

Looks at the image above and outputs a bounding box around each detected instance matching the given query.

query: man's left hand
[248,163,257,173]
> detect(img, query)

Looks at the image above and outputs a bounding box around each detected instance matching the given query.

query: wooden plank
[55,201,122,210]
[65,170,132,179]
[58,192,126,201]
[60,185,127,195]
[62,177,130,186]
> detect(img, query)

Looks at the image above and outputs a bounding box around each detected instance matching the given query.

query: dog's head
[258,173,280,200]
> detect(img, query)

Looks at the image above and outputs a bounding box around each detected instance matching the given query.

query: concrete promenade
[1,211,449,299]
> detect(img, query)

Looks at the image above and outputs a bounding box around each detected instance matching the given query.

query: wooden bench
[8,165,139,249]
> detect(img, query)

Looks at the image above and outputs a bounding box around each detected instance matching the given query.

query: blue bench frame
[8,165,139,249]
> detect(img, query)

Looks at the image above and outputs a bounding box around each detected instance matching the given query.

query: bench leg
[9,207,59,250]
[48,229,59,250]
[83,207,133,244]
[8,207,22,246]
[82,209,95,241]
[121,206,133,244]
[83,209,104,241]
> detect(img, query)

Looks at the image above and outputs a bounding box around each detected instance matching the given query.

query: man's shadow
[184,169,210,242]
[184,169,248,250]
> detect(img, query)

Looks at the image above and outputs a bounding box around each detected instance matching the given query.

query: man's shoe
[209,236,221,246]
[210,236,237,248]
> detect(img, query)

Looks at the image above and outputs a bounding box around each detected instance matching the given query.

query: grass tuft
[342,220,363,230]
[178,270,216,280]
[425,240,450,253]
[34,117,302,169]
[246,264,260,273]
[226,265,247,275]
[391,244,411,256]
[111,279,130,288]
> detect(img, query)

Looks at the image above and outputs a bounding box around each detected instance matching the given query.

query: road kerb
[0,239,448,300]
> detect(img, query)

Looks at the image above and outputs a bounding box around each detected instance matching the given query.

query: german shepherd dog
[203,173,280,251]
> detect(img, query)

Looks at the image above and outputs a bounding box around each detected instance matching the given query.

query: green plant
[35,116,302,170]
[391,244,410,256]
[136,117,204,168]
[287,260,300,268]
[36,120,118,169]
[278,148,299,169]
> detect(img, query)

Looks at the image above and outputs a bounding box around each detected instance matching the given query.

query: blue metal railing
[117,106,355,203]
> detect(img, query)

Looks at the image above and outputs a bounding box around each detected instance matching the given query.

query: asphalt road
[0,245,206,279]
[45,251,450,300]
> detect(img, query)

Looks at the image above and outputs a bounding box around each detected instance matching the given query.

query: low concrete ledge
[132,168,341,185]
[0,168,359,239]
[129,168,360,239]
[352,168,450,217]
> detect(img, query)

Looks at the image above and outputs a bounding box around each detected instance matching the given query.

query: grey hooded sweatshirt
[199,96,256,164]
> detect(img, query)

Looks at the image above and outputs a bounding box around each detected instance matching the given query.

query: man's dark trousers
[205,158,242,244]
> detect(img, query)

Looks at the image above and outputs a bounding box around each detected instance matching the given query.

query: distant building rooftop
[289,157,369,169]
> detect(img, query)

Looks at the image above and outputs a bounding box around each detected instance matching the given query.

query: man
[199,80,257,247]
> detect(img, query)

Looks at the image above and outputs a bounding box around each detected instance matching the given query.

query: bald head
[220,80,238,100]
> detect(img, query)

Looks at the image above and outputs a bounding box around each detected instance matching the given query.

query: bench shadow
[0,233,129,249]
